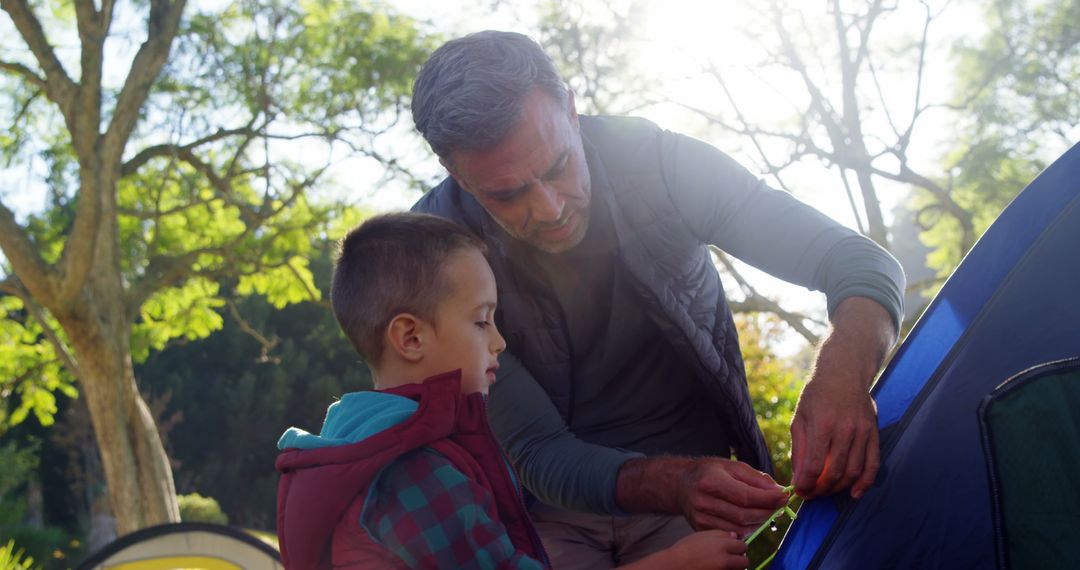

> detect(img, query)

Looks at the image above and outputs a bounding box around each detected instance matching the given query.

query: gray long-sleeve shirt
[435,119,906,515]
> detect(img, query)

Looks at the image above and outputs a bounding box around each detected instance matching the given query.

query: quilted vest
[275,372,548,569]
[413,115,772,473]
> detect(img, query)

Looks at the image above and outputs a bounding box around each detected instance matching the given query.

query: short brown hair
[331,212,487,364]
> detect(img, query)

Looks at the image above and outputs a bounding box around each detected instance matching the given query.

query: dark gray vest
[413,115,772,473]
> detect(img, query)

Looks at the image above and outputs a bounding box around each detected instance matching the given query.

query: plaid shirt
[361,448,545,569]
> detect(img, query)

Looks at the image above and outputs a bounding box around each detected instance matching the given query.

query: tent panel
[876,141,1080,430]
[811,188,1080,568]
[108,556,241,570]
[875,298,965,428]
[771,498,838,568]
[774,141,1080,569]
[980,360,1080,570]
[78,524,282,570]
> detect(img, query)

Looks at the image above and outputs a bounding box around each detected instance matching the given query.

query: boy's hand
[628,530,749,569]
[671,531,750,569]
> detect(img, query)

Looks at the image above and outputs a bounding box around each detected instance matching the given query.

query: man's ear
[439,156,465,188]
[385,313,426,363]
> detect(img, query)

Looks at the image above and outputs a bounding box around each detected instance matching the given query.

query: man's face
[445,89,592,254]
[423,248,506,395]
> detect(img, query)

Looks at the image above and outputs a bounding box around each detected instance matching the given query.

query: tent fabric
[774,141,1080,569]
[77,522,282,570]
[980,358,1080,570]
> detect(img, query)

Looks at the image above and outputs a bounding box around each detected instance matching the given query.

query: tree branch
[43,1,115,307]
[4,277,81,377]
[712,247,822,345]
[285,258,325,307]
[702,63,796,194]
[117,199,217,220]
[121,126,258,177]
[0,0,78,118]
[139,144,261,224]
[225,298,280,364]
[0,199,58,304]
[773,5,847,153]
[124,245,228,323]
[0,60,47,91]
[55,178,102,304]
[72,0,110,154]
[838,166,867,234]
[871,163,974,249]
[102,0,188,162]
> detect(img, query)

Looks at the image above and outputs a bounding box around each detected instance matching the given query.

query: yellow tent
[78,523,282,570]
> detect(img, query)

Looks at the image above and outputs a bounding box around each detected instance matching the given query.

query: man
[411,31,904,568]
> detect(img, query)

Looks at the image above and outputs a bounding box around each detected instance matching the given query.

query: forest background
[0,0,1076,567]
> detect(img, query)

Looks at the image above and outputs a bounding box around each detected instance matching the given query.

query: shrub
[0,540,39,570]
[177,493,228,525]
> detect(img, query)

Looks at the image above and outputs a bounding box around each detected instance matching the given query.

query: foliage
[0,0,427,420]
[0,440,79,569]
[0,540,39,570]
[0,529,72,570]
[0,0,432,530]
[135,245,372,528]
[0,298,76,430]
[737,314,803,563]
[918,0,1079,277]
[0,441,38,527]
[177,493,228,525]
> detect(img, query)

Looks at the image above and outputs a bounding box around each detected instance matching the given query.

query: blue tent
[774,141,1080,569]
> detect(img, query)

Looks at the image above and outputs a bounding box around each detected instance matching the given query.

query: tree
[684,0,963,250]
[919,0,1078,278]
[134,244,373,528]
[0,0,430,533]
[533,0,658,116]
[684,0,1073,326]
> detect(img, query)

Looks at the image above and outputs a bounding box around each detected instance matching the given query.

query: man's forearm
[616,455,787,534]
[791,295,898,498]
[489,351,644,514]
[815,296,897,388]
[614,456,691,514]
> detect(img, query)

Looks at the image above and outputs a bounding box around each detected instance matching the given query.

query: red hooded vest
[275,371,548,569]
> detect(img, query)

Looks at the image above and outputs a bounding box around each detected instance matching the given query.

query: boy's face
[424,248,506,395]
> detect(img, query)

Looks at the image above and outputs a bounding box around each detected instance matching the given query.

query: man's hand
[678,458,790,533]
[616,456,788,535]
[791,296,896,500]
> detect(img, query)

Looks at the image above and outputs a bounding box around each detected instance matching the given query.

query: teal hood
[278,391,418,451]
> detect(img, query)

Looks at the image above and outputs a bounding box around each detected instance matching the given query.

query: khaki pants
[529,502,694,569]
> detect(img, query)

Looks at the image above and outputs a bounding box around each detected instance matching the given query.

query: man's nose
[529,183,564,223]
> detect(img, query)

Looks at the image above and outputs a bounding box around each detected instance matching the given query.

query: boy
[275,212,750,569]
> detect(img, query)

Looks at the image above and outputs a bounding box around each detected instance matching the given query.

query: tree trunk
[60,299,179,534]
[53,168,179,534]
[854,167,890,250]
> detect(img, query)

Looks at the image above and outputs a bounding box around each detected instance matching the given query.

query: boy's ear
[385,313,426,363]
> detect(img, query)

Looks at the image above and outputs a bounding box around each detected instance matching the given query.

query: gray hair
[411,30,569,159]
